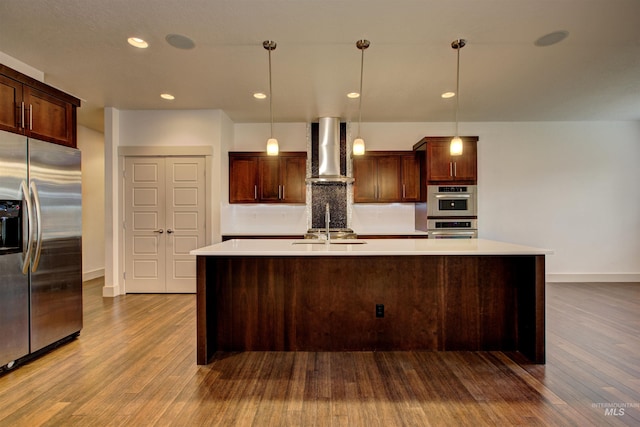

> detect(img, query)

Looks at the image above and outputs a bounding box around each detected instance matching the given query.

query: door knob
[154,229,164,234]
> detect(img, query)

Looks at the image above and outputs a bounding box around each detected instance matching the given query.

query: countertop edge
[192,238,552,257]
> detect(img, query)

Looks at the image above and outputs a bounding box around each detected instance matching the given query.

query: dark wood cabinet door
[229,156,259,203]
[229,152,307,204]
[426,139,477,183]
[258,157,281,202]
[376,156,402,202]
[401,154,422,201]
[427,141,454,181]
[1,65,79,147]
[452,140,477,181]
[353,157,378,202]
[24,87,75,147]
[0,74,22,133]
[281,156,306,203]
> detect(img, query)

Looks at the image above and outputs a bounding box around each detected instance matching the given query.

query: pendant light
[353,39,370,156]
[450,38,466,156]
[264,40,279,156]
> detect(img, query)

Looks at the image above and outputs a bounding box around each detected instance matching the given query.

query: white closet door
[124,157,166,293]
[124,156,206,293]
[165,157,205,293]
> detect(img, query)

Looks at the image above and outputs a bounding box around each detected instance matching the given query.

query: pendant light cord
[358,44,364,138]
[454,42,461,137]
[268,46,274,139]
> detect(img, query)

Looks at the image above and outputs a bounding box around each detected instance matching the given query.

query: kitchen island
[192,239,550,365]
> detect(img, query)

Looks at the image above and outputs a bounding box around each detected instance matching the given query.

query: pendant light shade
[450,136,463,156]
[450,39,466,156]
[266,138,279,156]
[353,39,370,156]
[263,40,278,156]
[352,138,365,156]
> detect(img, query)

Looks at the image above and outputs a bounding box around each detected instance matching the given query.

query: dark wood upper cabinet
[400,153,422,201]
[229,152,306,204]
[229,156,259,203]
[258,156,281,202]
[352,156,378,202]
[413,136,478,184]
[353,151,421,203]
[280,155,307,203]
[0,74,22,133]
[0,64,80,148]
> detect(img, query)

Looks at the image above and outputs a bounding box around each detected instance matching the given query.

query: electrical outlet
[376,304,384,318]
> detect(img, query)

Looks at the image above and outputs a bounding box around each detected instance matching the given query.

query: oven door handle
[429,231,476,236]
[434,194,471,199]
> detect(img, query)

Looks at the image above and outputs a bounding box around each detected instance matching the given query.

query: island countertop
[191,238,552,257]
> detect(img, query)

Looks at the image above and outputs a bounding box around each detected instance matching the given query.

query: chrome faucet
[325,203,331,242]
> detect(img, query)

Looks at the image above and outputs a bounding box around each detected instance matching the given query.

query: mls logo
[604,407,625,416]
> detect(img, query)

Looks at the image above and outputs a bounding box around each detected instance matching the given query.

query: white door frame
[118,146,213,294]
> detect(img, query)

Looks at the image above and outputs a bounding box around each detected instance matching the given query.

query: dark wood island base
[196,253,545,364]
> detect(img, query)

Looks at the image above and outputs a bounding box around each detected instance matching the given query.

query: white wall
[228,120,640,281]
[103,108,229,296]
[476,121,640,282]
[104,111,640,285]
[76,126,105,281]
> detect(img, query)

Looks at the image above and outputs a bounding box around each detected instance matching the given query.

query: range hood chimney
[306,117,354,183]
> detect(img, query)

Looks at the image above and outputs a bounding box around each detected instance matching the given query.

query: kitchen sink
[304,228,358,240]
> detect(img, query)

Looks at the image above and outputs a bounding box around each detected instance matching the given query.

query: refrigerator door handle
[20,180,35,274]
[30,181,43,272]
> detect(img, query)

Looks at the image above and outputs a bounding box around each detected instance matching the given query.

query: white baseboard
[102,283,121,297]
[83,268,105,282]
[547,273,640,283]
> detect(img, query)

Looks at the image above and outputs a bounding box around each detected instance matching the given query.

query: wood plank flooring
[0,279,638,426]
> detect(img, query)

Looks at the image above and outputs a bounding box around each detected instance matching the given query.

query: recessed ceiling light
[347,92,360,99]
[534,30,569,47]
[253,92,267,99]
[441,92,455,99]
[166,34,196,50]
[160,93,175,100]
[127,37,149,49]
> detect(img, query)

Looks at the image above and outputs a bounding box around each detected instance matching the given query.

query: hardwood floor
[0,280,638,426]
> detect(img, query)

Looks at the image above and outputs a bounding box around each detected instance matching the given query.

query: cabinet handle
[453,162,457,177]
[29,104,33,130]
[282,185,285,200]
[403,184,406,199]
[20,102,25,129]
[167,229,174,234]
[154,229,164,234]
[449,161,453,177]
[254,185,257,200]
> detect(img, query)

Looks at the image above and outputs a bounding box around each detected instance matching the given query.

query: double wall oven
[426,185,478,238]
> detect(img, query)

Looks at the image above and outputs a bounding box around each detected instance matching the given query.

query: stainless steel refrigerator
[0,131,82,369]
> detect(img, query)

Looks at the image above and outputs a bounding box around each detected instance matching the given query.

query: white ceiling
[1,0,639,133]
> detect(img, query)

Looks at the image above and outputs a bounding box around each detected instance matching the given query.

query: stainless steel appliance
[427,218,478,239]
[0,131,82,369]
[427,185,477,217]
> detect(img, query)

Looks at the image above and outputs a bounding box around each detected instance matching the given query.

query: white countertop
[221,230,430,236]
[191,238,552,257]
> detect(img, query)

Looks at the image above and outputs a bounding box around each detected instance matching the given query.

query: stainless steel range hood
[306,117,354,184]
